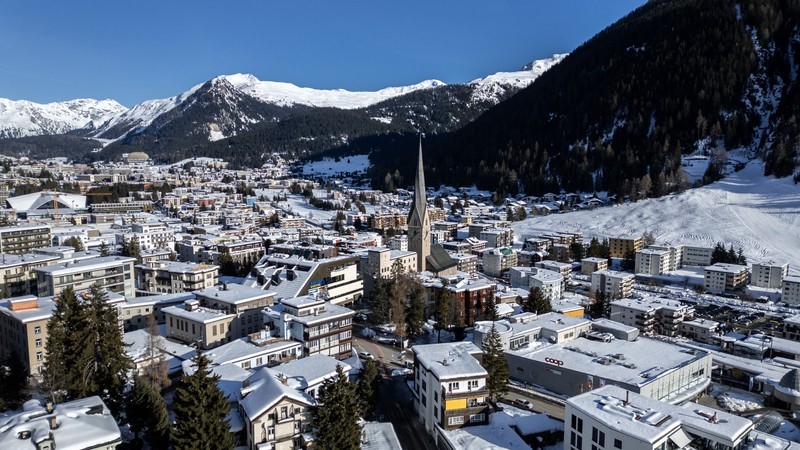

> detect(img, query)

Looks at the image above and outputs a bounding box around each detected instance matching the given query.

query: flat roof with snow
[194,283,275,305]
[413,342,486,381]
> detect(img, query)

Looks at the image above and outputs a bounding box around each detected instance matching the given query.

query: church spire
[410,135,427,218]
[407,135,431,272]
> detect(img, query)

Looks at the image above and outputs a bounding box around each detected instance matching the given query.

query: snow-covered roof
[360,422,403,450]
[239,367,315,421]
[34,255,136,276]
[0,396,121,450]
[194,283,275,305]
[273,354,351,391]
[413,342,486,381]
[7,192,87,212]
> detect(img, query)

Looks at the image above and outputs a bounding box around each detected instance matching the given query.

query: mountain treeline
[367,0,800,196]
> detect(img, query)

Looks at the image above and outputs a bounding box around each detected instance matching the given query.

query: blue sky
[0,1,645,107]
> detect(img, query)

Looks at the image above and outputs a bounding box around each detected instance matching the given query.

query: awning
[668,429,693,449]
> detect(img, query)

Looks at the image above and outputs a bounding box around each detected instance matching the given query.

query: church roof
[426,243,457,273]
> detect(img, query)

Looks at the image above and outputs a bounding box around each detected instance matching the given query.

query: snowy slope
[467,53,567,103]
[512,161,800,275]
[0,98,127,138]
[225,73,446,109]
[92,83,204,138]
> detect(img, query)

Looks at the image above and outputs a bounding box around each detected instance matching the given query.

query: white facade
[703,263,749,295]
[751,262,789,289]
[635,249,670,275]
[681,246,713,266]
[508,266,563,302]
[648,244,684,271]
[482,247,517,277]
[116,222,175,251]
[783,276,800,306]
[591,270,634,299]
[34,256,137,299]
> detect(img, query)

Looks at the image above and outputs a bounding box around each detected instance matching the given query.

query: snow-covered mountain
[0,98,126,139]
[468,53,568,103]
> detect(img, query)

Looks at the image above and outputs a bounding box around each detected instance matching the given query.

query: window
[614,439,622,449]
[448,416,464,425]
[36,352,43,361]
[34,326,41,334]
[35,338,42,347]
[281,406,288,420]
[468,380,479,389]
[469,413,485,422]
[267,427,275,440]
[448,382,460,392]
[434,391,439,403]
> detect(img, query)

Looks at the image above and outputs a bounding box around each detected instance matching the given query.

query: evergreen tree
[569,242,584,261]
[589,291,609,319]
[64,236,84,252]
[143,382,171,450]
[357,359,381,419]
[71,284,133,417]
[523,287,551,314]
[711,242,727,264]
[371,276,392,324]
[122,237,142,263]
[621,250,636,272]
[433,287,453,342]
[482,324,509,409]
[42,286,82,403]
[173,352,234,450]
[405,279,425,339]
[312,365,362,450]
[483,294,498,322]
[218,251,237,277]
[126,376,150,441]
[0,350,31,410]
[99,241,111,257]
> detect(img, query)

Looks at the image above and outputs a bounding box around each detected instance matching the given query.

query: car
[359,351,374,360]
[513,399,533,410]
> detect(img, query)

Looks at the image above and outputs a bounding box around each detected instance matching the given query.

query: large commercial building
[412,342,489,440]
[34,255,137,299]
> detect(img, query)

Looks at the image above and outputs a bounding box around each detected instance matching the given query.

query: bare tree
[142,314,170,390]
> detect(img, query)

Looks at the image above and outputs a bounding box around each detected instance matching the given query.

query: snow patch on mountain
[467,53,568,103]
[225,73,446,110]
[0,98,126,138]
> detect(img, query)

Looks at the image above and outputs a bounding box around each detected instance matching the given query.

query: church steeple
[407,136,431,272]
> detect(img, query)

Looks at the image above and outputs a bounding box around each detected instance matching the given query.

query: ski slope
[512,161,800,275]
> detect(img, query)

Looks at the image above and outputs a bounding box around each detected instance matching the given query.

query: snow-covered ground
[302,154,370,177]
[513,161,800,275]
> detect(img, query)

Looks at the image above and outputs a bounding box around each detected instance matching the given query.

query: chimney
[710,412,718,424]
[48,415,59,430]
[624,391,629,407]
[46,402,54,413]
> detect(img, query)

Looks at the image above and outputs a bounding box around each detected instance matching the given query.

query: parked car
[359,351,374,360]
[513,399,533,410]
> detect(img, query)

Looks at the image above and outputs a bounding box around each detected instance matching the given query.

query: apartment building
[115,221,175,251]
[508,266,563,302]
[591,270,634,299]
[218,239,265,265]
[448,252,478,275]
[368,211,407,230]
[634,249,670,275]
[0,252,60,297]
[581,257,608,276]
[783,276,800,306]
[565,385,753,450]
[163,284,275,349]
[535,260,573,288]
[0,224,51,255]
[412,342,489,440]
[703,263,749,295]
[682,245,713,266]
[135,260,218,295]
[0,295,53,374]
[387,236,409,251]
[120,292,194,331]
[678,318,720,344]
[608,236,643,258]
[446,278,497,327]
[482,247,517,277]
[479,228,514,249]
[364,248,417,279]
[751,262,789,289]
[35,256,137,299]
[785,314,800,341]
[610,297,695,337]
[238,368,315,450]
[647,244,684,271]
[263,296,354,360]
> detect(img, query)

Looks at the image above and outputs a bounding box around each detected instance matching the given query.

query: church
[407,138,457,276]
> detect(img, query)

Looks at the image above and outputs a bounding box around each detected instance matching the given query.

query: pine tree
[482,324,509,409]
[433,288,453,342]
[122,237,142,262]
[99,241,111,257]
[313,365,362,450]
[405,279,425,339]
[71,284,133,417]
[173,352,234,450]
[371,276,392,324]
[42,286,82,403]
[389,274,408,346]
[590,291,609,319]
[483,295,498,322]
[0,350,31,410]
[523,287,551,314]
[621,249,636,272]
[357,359,381,419]
[126,376,150,441]
[143,382,171,450]
[64,236,84,252]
